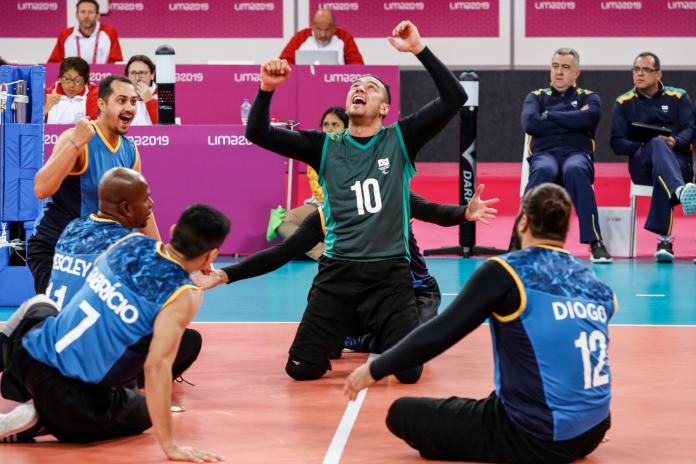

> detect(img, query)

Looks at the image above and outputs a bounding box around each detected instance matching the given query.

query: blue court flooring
[2,257,694,325]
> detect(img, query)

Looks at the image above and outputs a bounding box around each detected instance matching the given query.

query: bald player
[1,169,202,387]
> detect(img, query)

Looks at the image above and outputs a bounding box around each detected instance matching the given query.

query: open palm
[466,184,499,224]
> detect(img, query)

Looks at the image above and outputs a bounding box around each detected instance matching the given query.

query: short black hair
[98,75,133,100]
[320,107,348,128]
[59,56,90,85]
[76,0,99,13]
[635,52,661,70]
[171,204,231,260]
[125,55,156,76]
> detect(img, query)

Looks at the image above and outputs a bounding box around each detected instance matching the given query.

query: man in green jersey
[246,21,467,382]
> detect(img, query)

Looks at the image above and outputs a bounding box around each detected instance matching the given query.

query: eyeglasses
[128,71,150,77]
[60,76,84,85]
[632,66,658,74]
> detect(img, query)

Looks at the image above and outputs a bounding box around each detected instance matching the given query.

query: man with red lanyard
[48,0,123,65]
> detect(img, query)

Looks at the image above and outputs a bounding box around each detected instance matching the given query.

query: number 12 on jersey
[574,330,609,389]
[351,179,383,215]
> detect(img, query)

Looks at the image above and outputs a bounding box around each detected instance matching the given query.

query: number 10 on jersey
[351,179,383,215]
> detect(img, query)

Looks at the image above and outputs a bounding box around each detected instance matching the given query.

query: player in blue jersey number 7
[0,205,229,463]
[345,183,616,463]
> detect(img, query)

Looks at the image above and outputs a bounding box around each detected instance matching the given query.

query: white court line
[323,353,376,464]
[442,293,459,296]
[636,294,665,297]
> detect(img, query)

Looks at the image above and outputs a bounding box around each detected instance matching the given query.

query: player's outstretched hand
[165,444,224,463]
[344,362,376,401]
[260,59,292,92]
[387,21,425,55]
[465,184,499,225]
[191,269,228,290]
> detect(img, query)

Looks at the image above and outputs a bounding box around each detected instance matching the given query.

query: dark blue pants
[526,149,601,244]
[628,138,693,236]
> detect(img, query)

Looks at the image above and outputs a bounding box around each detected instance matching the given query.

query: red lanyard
[75,30,101,64]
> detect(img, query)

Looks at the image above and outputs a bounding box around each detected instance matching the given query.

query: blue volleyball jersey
[33,122,140,245]
[489,246,616,441]
[46,214,130,311]
[23,234,196,386]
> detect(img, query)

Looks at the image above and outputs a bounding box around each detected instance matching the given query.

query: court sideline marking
[322,353,376,464]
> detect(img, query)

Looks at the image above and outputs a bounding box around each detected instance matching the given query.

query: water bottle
[240,98,251,125]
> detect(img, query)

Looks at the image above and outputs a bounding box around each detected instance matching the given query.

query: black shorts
[386,392,610,463]
[27,236,56,294]
[289,257,419,369]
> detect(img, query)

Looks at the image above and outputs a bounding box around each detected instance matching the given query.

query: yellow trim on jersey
[162,284,199,310]
[156,242,187,269]
[89,213,119,224]
[91,121,121,153]
[490,257,527,323]
[132,146,141,172]
[613,293,619,314]
[69,144,89,176]
[535,244,570,254]
[318,207,326,235]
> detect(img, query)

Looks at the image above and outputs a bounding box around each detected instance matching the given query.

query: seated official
[45,57,98,124]
[279,9,363,65]
[610,51,696,262]
[521,48,611,263]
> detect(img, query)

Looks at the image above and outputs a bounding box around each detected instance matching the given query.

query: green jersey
[319,124,415,261]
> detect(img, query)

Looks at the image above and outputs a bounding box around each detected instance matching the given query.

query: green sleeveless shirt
[319,124,415,261]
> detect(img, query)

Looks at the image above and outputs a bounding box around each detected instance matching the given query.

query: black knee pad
[394,365,423,384]
[285,357,327,381]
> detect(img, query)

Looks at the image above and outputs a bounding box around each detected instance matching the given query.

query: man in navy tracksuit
[521,48,612,263]
[611,52,696,262]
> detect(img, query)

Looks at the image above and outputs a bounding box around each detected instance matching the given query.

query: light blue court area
[2,258,695,325]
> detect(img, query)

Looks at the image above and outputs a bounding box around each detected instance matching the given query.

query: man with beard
[29,75,160,294]
[246,21,466,383]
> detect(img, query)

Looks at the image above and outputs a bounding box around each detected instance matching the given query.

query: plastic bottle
[240,98,251,125]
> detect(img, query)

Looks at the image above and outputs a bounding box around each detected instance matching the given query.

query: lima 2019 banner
[5,1,282,38]
[526,1,696,37]
[309,1,499,37]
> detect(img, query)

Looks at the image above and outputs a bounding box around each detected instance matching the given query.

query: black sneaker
[656,239,674,263]
[590,240,613,264]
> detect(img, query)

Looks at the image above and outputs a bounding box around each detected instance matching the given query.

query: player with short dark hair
[1,204,229,463]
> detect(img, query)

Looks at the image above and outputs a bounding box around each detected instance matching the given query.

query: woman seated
[125,55,158,125]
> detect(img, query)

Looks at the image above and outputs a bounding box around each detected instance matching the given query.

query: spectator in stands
[125,55,158,125]
[521,48,612,263]
[45,57,98,124]
[611,52,696,262]
[48,0,123,64]
[279,9,363,65]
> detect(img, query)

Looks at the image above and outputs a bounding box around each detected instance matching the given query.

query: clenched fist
[259,59,292,92]
[72,118,96,146]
